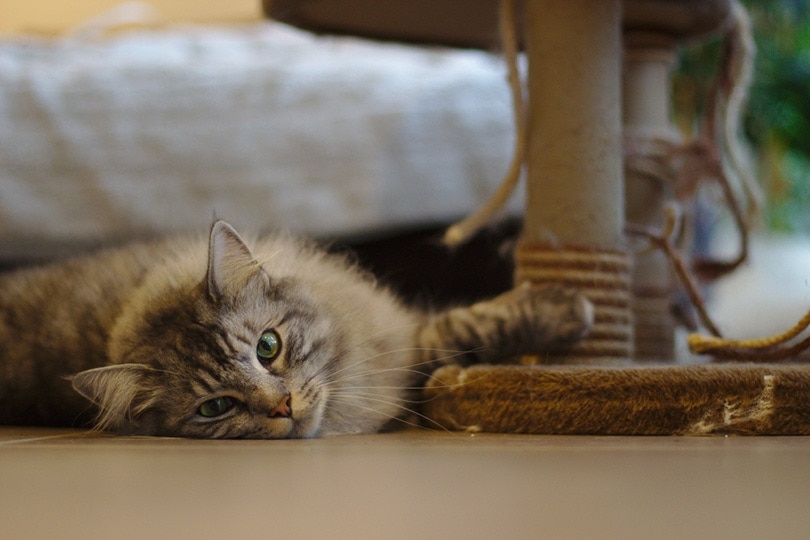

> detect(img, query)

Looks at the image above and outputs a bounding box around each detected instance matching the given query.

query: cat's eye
[257,330,281,363]
[198,396,236,418]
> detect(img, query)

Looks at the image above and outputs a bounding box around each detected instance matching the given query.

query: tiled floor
[2,427,809,540]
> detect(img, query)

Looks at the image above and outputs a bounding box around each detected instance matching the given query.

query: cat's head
[71,221,344,438]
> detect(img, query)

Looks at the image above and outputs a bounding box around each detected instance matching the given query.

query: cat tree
[266,0,810,434]
[267,0,731,365]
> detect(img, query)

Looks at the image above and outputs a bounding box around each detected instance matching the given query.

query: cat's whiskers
[325,392,458,435]
[326,366,493,405]
[328,384,431,392]
[328,388,441,406]
[320,345,486,387]
[325,342,484,377]
[308,322,424,382]
[326,397,428,432]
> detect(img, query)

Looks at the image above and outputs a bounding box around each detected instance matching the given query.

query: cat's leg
[417,283,593,367]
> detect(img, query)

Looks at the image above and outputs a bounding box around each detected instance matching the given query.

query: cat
[0,220,592,438]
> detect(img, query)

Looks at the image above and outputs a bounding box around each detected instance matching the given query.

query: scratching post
[623,34,679,362]
[621,0,737,360]
[517,0,632,364]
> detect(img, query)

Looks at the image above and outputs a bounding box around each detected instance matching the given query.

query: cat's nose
[269,394,292,419]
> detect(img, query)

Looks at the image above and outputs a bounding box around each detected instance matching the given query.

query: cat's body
[0,221,591,438]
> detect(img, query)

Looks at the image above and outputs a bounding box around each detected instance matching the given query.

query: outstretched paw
[501,282,594,350]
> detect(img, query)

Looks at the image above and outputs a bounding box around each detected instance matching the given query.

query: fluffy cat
[0,221,592,438]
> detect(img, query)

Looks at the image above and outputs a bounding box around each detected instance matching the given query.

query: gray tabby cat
[0,221,592,438]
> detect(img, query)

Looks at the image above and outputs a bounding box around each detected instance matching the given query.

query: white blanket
[0,20,518,259]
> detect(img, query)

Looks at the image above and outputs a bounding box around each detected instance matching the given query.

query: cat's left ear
[71,364,155,432]
[206,220,268,302]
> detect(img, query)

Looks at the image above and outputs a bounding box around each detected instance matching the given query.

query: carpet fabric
[423,364,810,435]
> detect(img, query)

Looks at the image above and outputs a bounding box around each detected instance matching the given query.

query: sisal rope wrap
[515,242,633,363]
[631,288,676,361]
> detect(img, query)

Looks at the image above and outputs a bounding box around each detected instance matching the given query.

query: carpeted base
[422,364,810,435]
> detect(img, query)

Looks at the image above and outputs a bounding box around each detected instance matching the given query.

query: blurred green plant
[675,0,810,233]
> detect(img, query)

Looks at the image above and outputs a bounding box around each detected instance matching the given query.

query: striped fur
[0,221,591,438]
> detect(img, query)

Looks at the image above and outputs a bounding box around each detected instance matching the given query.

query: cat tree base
[424,363,810,435]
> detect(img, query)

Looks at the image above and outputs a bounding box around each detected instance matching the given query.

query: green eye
[198,396,236,418]
[257,330,281,362]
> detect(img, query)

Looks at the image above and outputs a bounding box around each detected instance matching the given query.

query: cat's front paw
[418,282,594,367]
[510,282,594,349]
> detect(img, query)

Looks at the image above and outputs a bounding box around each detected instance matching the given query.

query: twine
[516,243,633,362]
[624,0,758,282]
[442,0,801,362]
[629,205,810,362]
[624,4,810,362]
[705,0,761,220]
[446,0,758,256]
[443,0,525,246]
[624,134,751,281]
[626,205,722,337]
[688,310,810,361]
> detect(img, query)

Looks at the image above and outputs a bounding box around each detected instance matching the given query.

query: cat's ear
[206,220,266,302]
[71,364,155,432]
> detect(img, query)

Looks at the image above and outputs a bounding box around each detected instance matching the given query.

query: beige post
[623,33,679,361]
[516,0,633,364]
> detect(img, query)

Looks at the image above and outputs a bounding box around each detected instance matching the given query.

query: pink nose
[269,394,292,418]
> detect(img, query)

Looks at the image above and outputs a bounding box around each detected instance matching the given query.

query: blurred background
[4,0,809,236]
[676,0,810,234]
[1,1,262,33]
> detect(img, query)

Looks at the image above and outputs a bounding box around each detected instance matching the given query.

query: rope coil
[516,242,634,363]
[631,292,676,360]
